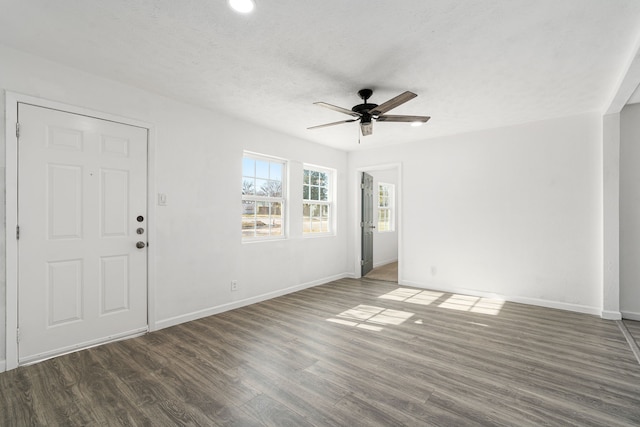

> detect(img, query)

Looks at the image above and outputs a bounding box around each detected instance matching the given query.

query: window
[303,166,334,234]
[378,182,395,232]
[242,153,286,240]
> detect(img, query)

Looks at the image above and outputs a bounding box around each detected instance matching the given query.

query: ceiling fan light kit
[309,88,430,138]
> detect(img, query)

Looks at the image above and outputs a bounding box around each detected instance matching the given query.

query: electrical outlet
[231,280,238,291]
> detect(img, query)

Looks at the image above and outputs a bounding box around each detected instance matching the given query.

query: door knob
[136,241,146,249]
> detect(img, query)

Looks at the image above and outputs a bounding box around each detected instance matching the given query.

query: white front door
[17,103,148,365]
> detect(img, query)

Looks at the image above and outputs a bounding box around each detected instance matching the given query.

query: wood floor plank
[624,319,640,350]
[1,277,640,426]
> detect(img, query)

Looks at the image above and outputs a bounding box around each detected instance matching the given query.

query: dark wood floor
[2,278,640,426]
[624,319,640,351]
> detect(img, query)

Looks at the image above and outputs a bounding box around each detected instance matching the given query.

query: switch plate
[158,193,167,206]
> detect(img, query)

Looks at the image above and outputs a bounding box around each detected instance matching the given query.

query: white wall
[602,113,621,319]
[349,113,604,313]
[369,169,399,267]
[620,103,640,320]
[0,44,350,366]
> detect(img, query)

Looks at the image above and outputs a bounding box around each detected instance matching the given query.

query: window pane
[311,171,319,185]
[242,157,255,177]
[254,201,270,236]
[303,185,310,200]
[378,208,391,231]
[270,202,283,236]
[256,160,270,179]
[256,179,268,196]
[310,186,319,200]
[303,169,310,184]
[264,179,282,197]
[270,163,282,181]
[320,187,328,201]
[303,203,311,233]
[242,201,256,237]
[242,178,255,195]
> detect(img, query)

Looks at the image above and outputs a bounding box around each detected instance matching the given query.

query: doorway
[356,164,401,282]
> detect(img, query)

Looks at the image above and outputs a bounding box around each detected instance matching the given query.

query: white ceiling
[1,0,640,150]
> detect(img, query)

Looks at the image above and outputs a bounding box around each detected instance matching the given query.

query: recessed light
[228,0,255,14]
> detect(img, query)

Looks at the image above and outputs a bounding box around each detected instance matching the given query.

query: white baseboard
[155,272,352,331]
[602,310,622,320]
[400,280,601,316]
[622,311,640,321]
[373,258,398,268]
[0,359,6,373]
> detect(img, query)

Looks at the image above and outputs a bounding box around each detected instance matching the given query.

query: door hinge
[361,260,365,266]
[16,122,20,138]
[16,225,20,240]
[16,328,21,343]
[360,221,364,227]
[361,183,365,189]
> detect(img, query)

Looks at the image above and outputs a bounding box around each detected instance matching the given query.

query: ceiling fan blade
[376,115,431,123]
[314,102,361,117]
[308,119,358,130]
[360,121,373,136]
[369,91,417,116]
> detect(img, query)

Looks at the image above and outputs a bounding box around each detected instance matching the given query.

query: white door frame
[352,162,402,279]
[4,91,157,371]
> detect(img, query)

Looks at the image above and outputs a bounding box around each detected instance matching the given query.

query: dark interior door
[361,172,374,276]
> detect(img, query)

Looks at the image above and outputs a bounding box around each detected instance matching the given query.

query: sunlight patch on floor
[438,294,505,315]
[378,288,445,305]
[327,304,414,331]
[377,288,505,315]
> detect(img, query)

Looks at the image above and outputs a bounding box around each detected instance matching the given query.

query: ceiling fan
[308,89,430,137]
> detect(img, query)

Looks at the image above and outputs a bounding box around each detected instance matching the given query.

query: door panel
[361,172,374,276]
[47,259,84,326]
[17,103,148,364]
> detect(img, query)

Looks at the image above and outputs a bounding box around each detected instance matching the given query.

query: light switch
[158,193,167,206]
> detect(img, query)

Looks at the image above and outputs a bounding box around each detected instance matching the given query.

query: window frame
[302,164,336,237]
[377,182,395,232]
[241,151,287,242]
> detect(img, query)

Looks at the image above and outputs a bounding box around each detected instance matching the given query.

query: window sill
[303,232,336,239]
[242,236,287,244]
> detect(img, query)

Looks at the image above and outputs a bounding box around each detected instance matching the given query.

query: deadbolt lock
[136,228,144,235]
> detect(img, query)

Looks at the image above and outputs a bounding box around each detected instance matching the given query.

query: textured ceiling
[1,0,640,150]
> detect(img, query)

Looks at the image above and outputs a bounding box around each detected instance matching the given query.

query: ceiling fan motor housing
[352,103,378,115]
